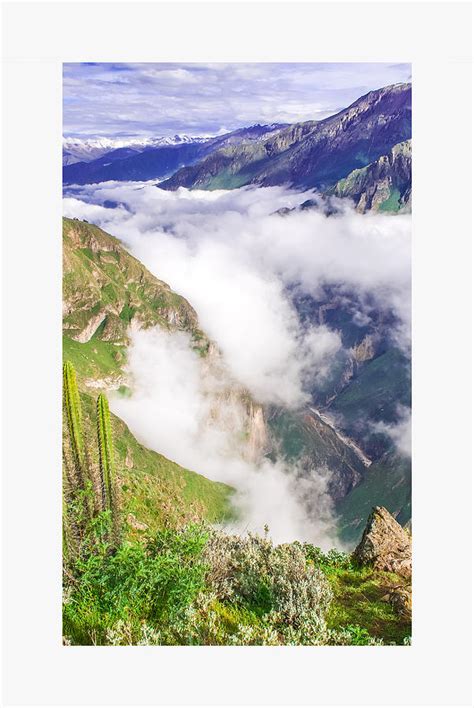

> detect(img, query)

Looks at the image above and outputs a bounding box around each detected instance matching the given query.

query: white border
[2,1,472,706]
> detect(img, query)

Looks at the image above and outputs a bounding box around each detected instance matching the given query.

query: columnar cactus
[63,361,86,489]
[63,361,121,549]
[97,393,120,543]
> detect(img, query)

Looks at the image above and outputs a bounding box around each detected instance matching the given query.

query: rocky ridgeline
[63,217,205,347]
[330,140,412,212]
[161,83,411,192]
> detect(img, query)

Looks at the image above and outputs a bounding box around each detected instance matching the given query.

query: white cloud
[64,181,412,371]
[372,406,412,458]
[64,183,411,545]
[111,326,339,547]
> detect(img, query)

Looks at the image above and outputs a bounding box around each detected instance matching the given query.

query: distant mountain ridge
[63,124,287,184]
[161,83,411,193]
[63,134,207,165]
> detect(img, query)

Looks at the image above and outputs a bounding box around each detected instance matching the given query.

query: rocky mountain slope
[329,140,411,212]
[161,83,411,192]
[63,217,207,383]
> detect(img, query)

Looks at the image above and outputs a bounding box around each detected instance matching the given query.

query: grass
[325,565,411,644]
[63,523,411,646]
[63,335,126,385]
[379,188,402,212]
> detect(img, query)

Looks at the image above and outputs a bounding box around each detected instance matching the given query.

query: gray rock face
[353,506,412,578]
[330,140,412,212]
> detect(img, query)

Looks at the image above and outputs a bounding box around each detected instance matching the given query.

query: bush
[63,525,209,645]
[202,530,333,644]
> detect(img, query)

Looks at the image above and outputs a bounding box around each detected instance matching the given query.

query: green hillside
[63,217,207,371]
[77,391,234,534]
[329,349,411,433]
[63,218,234,529]
[267,407,366,501]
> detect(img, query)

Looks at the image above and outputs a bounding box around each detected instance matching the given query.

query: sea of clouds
[63,182,411,546]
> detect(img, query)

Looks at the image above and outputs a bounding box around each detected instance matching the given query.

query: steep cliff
[329,140,412,212]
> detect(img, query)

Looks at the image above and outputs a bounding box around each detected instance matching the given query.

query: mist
[373,406,412,458]
[111,326,339,548]
[64,182,411,546]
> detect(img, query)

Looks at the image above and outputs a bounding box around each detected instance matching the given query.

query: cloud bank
[64,182,411,544]
[111,326,338,547]
[64,181,411,390]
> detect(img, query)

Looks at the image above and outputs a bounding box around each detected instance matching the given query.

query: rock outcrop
[353,506,412,578]
[330,140,411,213]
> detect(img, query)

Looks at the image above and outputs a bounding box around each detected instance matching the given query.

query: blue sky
[63,62,411,139]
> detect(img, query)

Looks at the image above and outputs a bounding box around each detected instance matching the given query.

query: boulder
[353,506,412,578]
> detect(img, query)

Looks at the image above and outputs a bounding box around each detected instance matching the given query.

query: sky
[63,62,411,139]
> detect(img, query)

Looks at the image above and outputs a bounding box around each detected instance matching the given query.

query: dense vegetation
[63,362,410,646]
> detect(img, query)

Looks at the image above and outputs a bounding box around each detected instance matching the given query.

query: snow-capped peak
[62,134,207,165]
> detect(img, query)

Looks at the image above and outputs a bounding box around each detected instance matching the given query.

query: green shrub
[63,525,209,645]
[63,524,403,646]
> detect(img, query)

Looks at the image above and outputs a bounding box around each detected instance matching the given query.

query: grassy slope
[63,217,207,349]
[267,407,366,499]
[325,566,411,644]
[327,349,411,544]
[76,392,235,536]
[63,334,126,385]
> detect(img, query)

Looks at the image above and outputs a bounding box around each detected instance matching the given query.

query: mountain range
[63,83,411,214]
[62,134,208,165]
[161,83,411,194]
[63,124,286,184]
